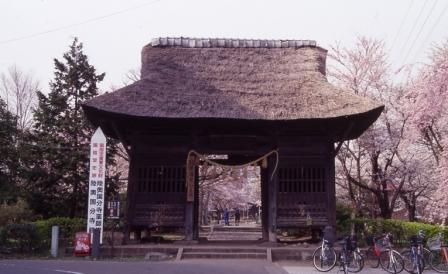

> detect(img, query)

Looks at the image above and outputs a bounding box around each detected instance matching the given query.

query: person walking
[234,208,240,226]
[223,208,230,226]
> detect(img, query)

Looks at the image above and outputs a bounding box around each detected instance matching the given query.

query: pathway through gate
[200,224,262,242]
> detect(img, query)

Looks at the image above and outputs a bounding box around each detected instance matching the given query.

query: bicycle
[402,230,426,274]
[427,232,448,273]
[312,237,337,272]
[365,232,404,273]
[338,236,364,274]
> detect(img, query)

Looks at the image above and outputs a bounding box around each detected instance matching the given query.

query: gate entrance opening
[198,163,262,242]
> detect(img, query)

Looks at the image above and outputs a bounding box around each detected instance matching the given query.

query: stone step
[183,247,265,253]
[206,235,262,241]
[181,252,267,259]
[210,226,262,232]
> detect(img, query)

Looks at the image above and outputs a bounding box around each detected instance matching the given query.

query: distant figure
[234,208,241,226]
[223,208,230,226]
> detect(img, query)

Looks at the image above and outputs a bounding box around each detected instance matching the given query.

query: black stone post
[91,228,101,259]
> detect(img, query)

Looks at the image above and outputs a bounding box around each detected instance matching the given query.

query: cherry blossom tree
[198,164,260,225]
[330,37,435,219]
[406,40,448,223]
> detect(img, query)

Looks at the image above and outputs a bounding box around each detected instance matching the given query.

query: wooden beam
[333,141,344,157]
[110,122,131,155]
[332,122,355,157]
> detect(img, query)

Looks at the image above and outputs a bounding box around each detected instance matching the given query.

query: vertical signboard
[106,200,120,219]
[87,127,106,243]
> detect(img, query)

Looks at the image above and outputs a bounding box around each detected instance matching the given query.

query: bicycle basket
[374,238,388,252]
[427,236,441,251]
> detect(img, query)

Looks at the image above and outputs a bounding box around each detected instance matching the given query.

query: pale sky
[1,0,447,91]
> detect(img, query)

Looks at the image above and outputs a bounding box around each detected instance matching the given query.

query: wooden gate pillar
[267,154,278,243]
[261,153,278,243]
[327,151,337,228]
[185,154,197,241]
[261,162,269,241]
[122,147,135,245]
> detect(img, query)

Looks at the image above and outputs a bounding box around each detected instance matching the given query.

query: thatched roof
[83,37,383,123]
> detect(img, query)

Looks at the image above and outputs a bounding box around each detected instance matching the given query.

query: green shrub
[336,202,353,235]
[341,218,448,247]
[0,217,86,253]
[34,217,86,248]
[0,226,6,246]
[2,223,41,252]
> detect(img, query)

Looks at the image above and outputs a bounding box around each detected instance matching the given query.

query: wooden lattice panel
[134,203,185,227]
[277,166,329,227]
[278,166,326,193]
[133,165,186,227]
[136,166,186,193]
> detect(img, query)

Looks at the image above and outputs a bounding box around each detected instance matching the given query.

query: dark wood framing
[98,116,350,244]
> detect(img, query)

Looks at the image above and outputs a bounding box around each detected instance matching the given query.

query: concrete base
[65,243,318,262]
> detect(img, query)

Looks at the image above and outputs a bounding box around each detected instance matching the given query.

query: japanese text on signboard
[86,128,106,243]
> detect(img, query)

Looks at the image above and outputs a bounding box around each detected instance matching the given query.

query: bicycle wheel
[379,250,404,273]
[312,246,337,272]
[402,250,425,274]
[417,256,424,274]
[424,247,432,270]
[339,252,349,274]
[429,249,448,273]
[365,247,380,268]
[347,250,364,272]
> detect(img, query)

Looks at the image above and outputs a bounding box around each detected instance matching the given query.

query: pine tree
[0,98,19,203]
[28,38,119,217]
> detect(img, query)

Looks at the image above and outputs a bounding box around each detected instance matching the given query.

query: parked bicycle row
[312,230,448,274]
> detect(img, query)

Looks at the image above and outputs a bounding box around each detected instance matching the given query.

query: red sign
[74,232,91,256]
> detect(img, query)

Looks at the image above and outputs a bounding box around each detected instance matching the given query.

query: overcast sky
[1,0,447,91]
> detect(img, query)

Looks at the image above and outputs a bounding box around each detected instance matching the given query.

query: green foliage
[1,223,41,252]
[0,217,86,252]
[0,199,35,227]
[23,38,119,218]
[340,218,448,247]
[0,98,19,203]
[336,202,353,234]
[34,217,86,242]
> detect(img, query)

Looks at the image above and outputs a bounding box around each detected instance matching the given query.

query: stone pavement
[280,262,440,274]
[0,259,442,274]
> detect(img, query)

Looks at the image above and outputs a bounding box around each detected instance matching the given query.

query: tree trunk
[407,204,416,221]
[377,190,392,219]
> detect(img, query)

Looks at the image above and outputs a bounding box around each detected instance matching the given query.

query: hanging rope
[186,149,279,181]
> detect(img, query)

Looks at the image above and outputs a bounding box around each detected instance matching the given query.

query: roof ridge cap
[150,37,317,48]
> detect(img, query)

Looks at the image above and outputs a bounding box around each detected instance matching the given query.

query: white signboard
[86,127,107,243]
